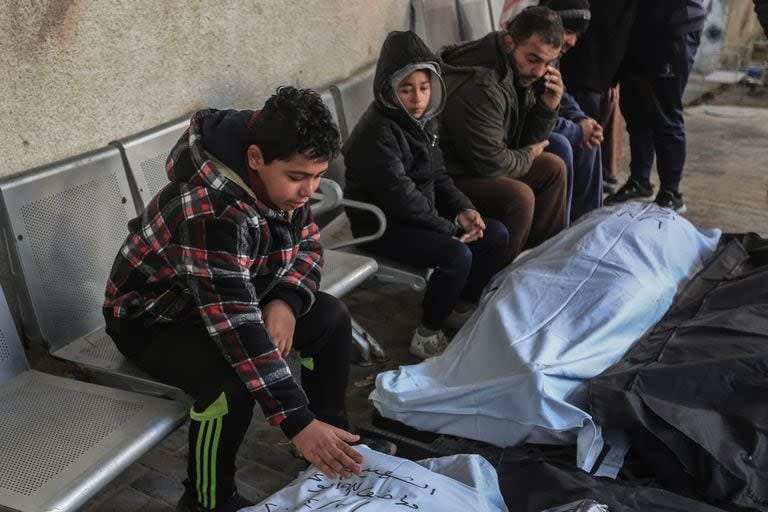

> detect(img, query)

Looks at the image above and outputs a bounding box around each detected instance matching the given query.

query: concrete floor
[79,79,768,510]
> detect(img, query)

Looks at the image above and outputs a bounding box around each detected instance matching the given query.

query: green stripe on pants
[190,392,229,509]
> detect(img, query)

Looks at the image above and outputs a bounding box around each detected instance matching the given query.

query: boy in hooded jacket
[104,87,365,511]
[343,31,509,359]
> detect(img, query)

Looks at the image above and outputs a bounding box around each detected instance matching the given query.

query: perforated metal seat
[329,65,376,140]
[0,147,180,396]
[111,114,191,211]
[0,284,187,512]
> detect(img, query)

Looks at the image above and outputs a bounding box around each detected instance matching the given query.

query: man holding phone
[439,5,568,264]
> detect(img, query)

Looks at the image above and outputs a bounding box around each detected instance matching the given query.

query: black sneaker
[604,178,654,205]
[654,189,687,213]
[176,481,254,512]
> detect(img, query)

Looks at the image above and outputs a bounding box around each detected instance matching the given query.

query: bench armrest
[327,199,387,249]
[310,178,344,215]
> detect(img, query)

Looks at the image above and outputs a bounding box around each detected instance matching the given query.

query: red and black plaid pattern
[104,110,322,430]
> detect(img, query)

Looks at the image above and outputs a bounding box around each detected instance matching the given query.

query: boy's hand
[262,299,296,357]
[292,420,364,479]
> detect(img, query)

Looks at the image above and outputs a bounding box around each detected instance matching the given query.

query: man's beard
[508,54,537,88]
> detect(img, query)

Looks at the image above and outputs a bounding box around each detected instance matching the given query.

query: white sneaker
[409,329,448,360]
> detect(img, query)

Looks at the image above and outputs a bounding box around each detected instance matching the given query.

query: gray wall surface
[0,0,410,340]
[2,0,410,177]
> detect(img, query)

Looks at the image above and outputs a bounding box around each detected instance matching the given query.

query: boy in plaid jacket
[104,87,363,511]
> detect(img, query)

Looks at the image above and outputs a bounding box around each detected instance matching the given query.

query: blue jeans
[365,218,509,330]
[546,132,603,224]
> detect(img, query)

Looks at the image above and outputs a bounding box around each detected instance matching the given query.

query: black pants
[109,292,351,509]
[620,30,701,193]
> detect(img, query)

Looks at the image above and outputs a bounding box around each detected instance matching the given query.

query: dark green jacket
[438,32,558,179]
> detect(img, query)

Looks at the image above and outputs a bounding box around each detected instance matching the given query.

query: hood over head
[198,109,257,183]
[373,30,446,124]
[166,109,261,202]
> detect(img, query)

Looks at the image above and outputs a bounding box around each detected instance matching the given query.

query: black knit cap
[542,0,590,34]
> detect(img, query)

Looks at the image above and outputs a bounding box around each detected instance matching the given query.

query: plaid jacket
[104,109,322,436]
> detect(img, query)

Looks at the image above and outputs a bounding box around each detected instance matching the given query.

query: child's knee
[484,219,510,250]
[447,239,473,274]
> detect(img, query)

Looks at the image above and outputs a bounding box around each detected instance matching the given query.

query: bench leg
[350,317,387,366]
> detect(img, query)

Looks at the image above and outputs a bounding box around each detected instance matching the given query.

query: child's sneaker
[654,189,687,213]
[604,178,653,205]
[409,329,448,359]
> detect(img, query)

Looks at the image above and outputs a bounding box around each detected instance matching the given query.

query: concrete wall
[724,0,765,48]
[696,0,765,73]
[2,0,410,178]
[0,0,410,340]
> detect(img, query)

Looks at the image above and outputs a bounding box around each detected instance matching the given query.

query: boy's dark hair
[248,86,340,164]
[505,5,564,48]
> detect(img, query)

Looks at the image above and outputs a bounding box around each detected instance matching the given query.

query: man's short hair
[505,5,564,48]
[248,86,340,164]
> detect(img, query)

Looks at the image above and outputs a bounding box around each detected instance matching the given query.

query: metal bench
[456,0,494,40]
[411,0,462,51]
[112,109,387,365]
[0,147,182,397]
[487,0,505,29]
[0,282,187,512]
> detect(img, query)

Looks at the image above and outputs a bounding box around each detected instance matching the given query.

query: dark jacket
[104,109,321,438]
[650,0,707,35]
[560,0,642,92]
[561,0,706,92]
[756,0,768,36]
[343,30,474,237]
[438,32,559,179]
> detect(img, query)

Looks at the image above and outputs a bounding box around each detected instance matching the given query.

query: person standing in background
[558,0,640,196]
[605,0,707,213]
